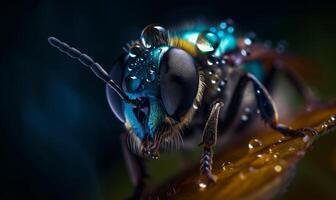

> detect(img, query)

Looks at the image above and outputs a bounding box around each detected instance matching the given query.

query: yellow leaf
[146,103,336,200]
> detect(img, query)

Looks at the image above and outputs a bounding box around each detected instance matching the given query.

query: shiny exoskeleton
[48,21,317,198]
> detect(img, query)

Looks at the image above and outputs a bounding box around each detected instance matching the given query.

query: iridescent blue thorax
[122,46,169,139]
[178,22,264,82]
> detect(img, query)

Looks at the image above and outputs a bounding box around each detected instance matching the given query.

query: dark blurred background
[1,0,336,199]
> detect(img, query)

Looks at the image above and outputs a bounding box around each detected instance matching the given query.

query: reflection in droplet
[198,182,207,189]
[220,80,227,86]
[244,38,252,46]
[219,22,227,29]
[207,55,219,66]
[288,147,295,152]
[248,167,255,172]
[196,31,220,53]
[273,152,279,159]
[241,114,249,122]
[274,165,282,173]
[207,59,214,66]
[239,172,246,180]
[141,25,169,48]
[303,135,310,143]
[125,75,141,92]
[209,27,217,33]
[128,44,143,57]
[146,73,155,82]
[222,161,234,171]
[244,107,251,113]
[241,49,248,56]
[248,139,263,150]
[227,26,234,33]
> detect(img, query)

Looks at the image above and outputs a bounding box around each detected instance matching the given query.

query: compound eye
[106,55,126,122]
[160,48,199,121]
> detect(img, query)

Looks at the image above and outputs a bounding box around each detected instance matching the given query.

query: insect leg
[246,73,304,137]
[199,101,224,183]
[219,74,251,132]
[120,133,149,198]
[264,63,319,105]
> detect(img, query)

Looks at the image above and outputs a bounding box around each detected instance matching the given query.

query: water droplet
[274,165,282,173]
[323,122,329,128]
[249,166,256,172]
[125,75,141,92]
[257,154,263,158]
[146,73,155,82]
[198,182,207,189]
[219,22,227,29]
[128,44,143,57]
[239,172,246,180]
[219,80,227,86]
[208,70,213,75]
[303,135,310,143]
[227,26,234,33]
[222,161,234,171]
[244,107,251,113]
[141,25,169,48]
[196,31,220,53]
[193,104,199,110]
[211,79,216,84]
[241,49,248,56]
[273,152,279,159]
[288,147,295,151]
[248,139,263,150]
[331,116,335,121]
[241,114,249,122]
[244,38,252,46]
[207,60,214,66]
[226,18,234,26]
[206,55,219,66]
[217,87,221,92]
[209,27,217,33]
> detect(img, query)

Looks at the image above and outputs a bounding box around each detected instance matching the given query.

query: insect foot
[199,146,218,188]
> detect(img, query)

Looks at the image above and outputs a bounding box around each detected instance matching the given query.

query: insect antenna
[48,36,142,107]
